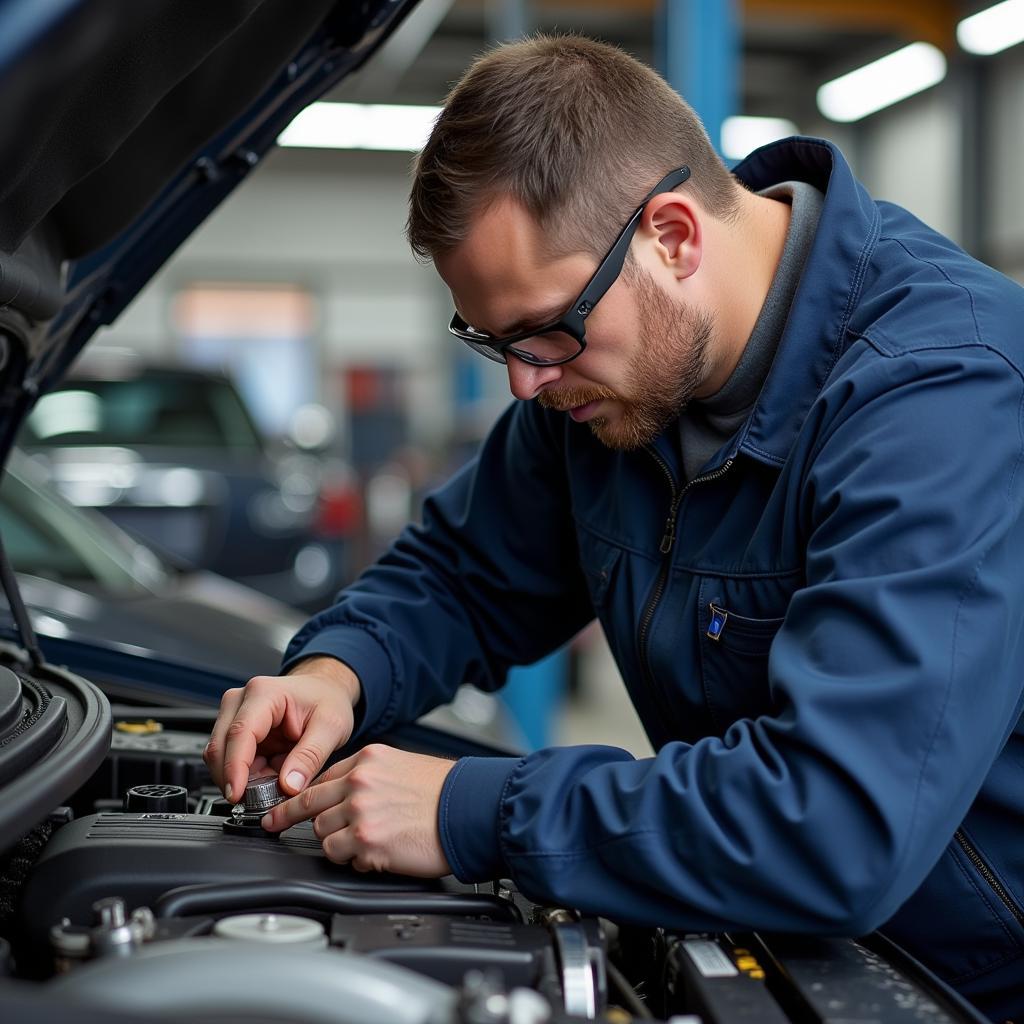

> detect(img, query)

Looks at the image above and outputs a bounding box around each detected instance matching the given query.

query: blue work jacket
[286,138,1024,1019]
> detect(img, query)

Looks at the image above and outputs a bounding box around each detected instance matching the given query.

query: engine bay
[0,662,989,1023]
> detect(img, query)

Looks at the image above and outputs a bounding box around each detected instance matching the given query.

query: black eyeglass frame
[448,165,692,366]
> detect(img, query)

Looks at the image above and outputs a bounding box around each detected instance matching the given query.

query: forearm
[284,401,595,736]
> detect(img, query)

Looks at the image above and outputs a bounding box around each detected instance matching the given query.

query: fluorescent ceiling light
[817,42,947,122]
[278,102,441,151]
[957,0,1024,55]
[721,116,799,161]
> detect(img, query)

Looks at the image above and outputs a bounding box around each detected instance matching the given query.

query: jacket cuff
[281,625,393,740]
[439,756,522,883]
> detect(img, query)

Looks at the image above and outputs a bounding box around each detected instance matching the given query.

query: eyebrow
[494,302,568,337]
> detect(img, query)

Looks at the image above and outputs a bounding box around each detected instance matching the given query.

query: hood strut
[0,532,44,671]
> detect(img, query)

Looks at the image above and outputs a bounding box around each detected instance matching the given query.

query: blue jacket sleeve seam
[353,621,403,735]
[439,758,469,880]
[303,619,403,736]
[496,767,519,869]
[885,237,983,346]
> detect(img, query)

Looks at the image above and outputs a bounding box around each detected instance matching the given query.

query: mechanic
[205,35,1024,1020]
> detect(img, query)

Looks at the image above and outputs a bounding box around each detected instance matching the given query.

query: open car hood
[0,0,417,853]
[0,0,418,460]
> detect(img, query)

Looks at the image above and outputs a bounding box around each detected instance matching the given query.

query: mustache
[536,385,617,413]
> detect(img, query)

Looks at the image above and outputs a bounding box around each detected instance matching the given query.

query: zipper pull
[659,512,677,554]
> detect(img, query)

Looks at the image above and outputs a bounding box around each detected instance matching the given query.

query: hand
[261,744,456,877]
[204,657,362,804]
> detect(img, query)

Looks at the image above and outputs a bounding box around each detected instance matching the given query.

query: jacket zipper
[637,450,735,725]
[955,829,1024,927]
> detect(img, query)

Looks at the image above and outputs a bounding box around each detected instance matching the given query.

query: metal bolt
[93,897,126,929]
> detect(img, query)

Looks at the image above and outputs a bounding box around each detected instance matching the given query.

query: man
[205,35,1024,1020]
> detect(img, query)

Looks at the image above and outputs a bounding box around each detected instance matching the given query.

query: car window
[0,459,169,591]
[21,375,264,450]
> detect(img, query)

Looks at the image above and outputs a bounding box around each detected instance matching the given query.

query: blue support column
[502,647,569,751]
[656,0,739,157]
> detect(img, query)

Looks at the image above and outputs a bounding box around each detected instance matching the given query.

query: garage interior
[50,0,1020,753]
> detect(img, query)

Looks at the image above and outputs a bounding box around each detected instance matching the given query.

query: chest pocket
[696,573,796,733]
[576,527,623,614]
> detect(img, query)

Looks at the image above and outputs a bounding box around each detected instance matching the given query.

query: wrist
[289,655,362,707]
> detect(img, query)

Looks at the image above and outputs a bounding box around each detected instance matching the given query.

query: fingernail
[225,783,234,802]
[286,771,305,791]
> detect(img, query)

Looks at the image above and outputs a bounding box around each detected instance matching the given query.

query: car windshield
[0,454,169,591]
[21,375,264,451]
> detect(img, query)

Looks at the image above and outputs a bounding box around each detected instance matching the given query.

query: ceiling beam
[496,0,961,51]
[743,0,959,52]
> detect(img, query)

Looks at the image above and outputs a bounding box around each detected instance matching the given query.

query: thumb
[278,715,349,795]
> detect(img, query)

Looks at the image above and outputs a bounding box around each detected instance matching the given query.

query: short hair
[407,34,743,264]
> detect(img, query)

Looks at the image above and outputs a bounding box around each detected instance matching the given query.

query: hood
[10,570,302,686]
[0,0,418,459]
[0,0,419,852]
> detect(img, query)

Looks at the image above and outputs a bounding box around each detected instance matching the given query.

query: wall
[99,37,1024,448]
[99,147,472,449]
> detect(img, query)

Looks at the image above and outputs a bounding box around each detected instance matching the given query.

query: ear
[637,192,702,280]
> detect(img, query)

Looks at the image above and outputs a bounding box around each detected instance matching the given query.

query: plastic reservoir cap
[114,719,163,735]
[213,914,328,948]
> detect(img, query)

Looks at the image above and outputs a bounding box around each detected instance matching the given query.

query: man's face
[436,196,715,451]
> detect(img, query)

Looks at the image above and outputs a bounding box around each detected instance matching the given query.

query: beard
[538,267,714,450]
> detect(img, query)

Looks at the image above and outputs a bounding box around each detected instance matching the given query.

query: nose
[505,358,563,401]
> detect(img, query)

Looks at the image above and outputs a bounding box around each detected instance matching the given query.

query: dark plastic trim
[0,660,110,854]
[154,880,521,922]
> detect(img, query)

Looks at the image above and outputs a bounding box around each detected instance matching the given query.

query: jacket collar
[725,136,881,467]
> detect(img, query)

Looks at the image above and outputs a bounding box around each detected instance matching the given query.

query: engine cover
[19,811,441,951]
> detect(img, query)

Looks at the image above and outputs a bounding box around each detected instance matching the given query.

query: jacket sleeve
[439,342,1024,934]
[282,399,595,740]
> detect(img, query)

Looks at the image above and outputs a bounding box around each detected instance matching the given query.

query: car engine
[0,662,989,1023]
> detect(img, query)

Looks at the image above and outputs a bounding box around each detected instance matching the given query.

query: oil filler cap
[222,774,286,837]
[241,774,285,815]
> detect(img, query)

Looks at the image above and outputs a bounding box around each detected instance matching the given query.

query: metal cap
[241,774,285,814]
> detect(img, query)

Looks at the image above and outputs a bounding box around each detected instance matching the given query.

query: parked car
[0,3,988,1022]
[0,448,304,696]
[19,362,359,612]
[1,448,514,734]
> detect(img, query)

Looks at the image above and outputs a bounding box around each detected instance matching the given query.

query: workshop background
[22,0,1024,755]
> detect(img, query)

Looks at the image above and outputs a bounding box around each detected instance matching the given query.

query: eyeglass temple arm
[573,166,691,318]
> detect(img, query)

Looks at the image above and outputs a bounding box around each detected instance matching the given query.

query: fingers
[312,801,349,840]
[322,826,359,867]
[276,711,352,796]
[249,755,275,778]
[203,687,244,794]
[262,777,344,833]
[315,750,360,785]
[221,679,285,803]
